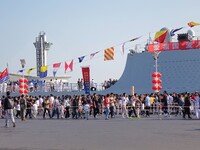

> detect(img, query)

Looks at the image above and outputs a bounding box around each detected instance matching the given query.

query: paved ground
[0,115,199,150]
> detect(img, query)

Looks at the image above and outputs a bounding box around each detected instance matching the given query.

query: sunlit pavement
[0,115,199,150]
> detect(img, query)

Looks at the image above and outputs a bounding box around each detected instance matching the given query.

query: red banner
[82,67,90,94]
[148,40,200,52]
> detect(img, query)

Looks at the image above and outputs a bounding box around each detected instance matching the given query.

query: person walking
[64,96,71,119]
[72,96,78,119]
[162,91,169,117]
[83,98,90,120]
[20,94,27,121]
[104,94,110,120]
[3,91,16,127]
[15,99,21,118]
[43,97,52,119]
[145,93,151,117]
[109,93,115,118]
[1,95,5,119]
[121,93,129,118]
[134,94,142,119]
[183,93,192,119]
[92,93,99,119]
[194,92,200,119]
[25,96,33,119]
[52,96,60,119]
[32,100,38,118]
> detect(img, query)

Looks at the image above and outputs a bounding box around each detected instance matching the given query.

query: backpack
[20,98,26,109]
[6,97,14,109]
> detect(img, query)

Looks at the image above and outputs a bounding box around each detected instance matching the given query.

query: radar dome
[187,29,195,37]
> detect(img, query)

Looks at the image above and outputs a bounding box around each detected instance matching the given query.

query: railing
[0,83,106,94]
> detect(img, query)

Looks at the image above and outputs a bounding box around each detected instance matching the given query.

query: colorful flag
[170,27,183,36]
[0,68,9,83]
[104,47,114,61]
[154,30,168,43]
[53,63,61,77]
[90,51,100,59]
[65,60,73,72]
[188,21,200,27]
[78,56,85,63]
[82,67,90,94]
[27,68,36,75]
[40,66,48,78]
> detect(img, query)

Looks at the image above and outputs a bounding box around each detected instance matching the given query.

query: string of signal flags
[16,21,200,78]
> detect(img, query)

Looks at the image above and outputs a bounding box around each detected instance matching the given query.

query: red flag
[0,68,9,83]
[53,62,61,68]
[65,60,73,72]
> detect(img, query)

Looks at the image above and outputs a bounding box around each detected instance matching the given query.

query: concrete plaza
[0,116,199,150]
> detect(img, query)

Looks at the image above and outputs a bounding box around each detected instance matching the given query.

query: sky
[0,0,200,84]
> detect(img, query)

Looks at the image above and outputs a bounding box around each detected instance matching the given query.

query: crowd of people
[0,90,200,128]
[102,79,118,89]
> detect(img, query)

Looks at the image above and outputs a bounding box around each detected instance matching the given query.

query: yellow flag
[27,68,36,75]
[104,47,114,61]
[188,21,200,27]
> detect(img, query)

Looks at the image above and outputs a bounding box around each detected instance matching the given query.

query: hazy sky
[0,0,200,83]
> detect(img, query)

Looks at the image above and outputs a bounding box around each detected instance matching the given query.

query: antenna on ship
[148,32,153,44]
[144,32,153,52]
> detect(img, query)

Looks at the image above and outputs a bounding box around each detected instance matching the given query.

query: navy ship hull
[103,49,200,94]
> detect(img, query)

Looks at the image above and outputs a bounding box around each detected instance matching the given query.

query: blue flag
[78,56,85,63]
[17,69,25,73]
[170,27,183,36]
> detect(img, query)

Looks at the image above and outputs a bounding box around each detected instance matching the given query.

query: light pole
[152,51,160,73]
[20,59,26,95]
[152,52,162,119]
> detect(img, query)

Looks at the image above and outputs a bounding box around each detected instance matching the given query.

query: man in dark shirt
[92,93,99,119]
[183,93,192,119]
[4,91,16,127]
[162,91,168,117]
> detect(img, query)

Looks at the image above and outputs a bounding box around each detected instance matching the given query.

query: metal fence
[0,82,105,94]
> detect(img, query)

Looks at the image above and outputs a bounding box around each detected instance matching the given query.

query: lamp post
[152,52,163,119]
[20,59,26,95]
[152,52,160,73]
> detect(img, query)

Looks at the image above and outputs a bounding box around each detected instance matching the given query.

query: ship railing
[0,83,105,94]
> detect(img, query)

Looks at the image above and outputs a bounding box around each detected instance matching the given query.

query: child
[15,101,21,118]
[60,103,65,119]
[32,101,38,118]
[83,103,90,120]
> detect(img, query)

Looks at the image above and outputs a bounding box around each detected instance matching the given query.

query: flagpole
[22,65,24,95]
[6,63,9,81]
[20,59,26,95]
